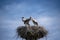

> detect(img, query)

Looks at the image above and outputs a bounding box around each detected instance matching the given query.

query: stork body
[22,17,32,31]
[22,17,31,27]
[30,17,38,26]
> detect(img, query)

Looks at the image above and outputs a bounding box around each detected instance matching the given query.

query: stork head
[30,16,32,18]
[22,17,24,19]
[30,16,33,19]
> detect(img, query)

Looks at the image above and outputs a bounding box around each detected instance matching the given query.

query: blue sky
[0,0,60,40]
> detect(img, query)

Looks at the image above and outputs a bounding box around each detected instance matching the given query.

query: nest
[17,26,48,39]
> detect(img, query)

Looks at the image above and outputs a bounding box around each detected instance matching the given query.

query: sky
[0,0,60,40]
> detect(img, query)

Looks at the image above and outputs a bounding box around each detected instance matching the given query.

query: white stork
[30,17,38,26]
[22,17,31,27]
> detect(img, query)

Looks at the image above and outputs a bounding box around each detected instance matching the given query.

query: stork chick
[30,17,38,26]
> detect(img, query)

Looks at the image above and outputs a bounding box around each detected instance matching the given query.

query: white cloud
[1,19,24,29]
[37,16,53,26]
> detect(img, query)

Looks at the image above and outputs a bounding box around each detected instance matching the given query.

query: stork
[30,17,38,26]
[22,17,31,27]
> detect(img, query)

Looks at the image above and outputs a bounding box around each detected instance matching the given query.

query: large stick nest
[17,26,48,39]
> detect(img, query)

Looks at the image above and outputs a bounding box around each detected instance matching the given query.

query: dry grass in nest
[16,26,48,39]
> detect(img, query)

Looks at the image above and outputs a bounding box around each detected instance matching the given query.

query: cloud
[1,19,24,29]
[37,16,53,26]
